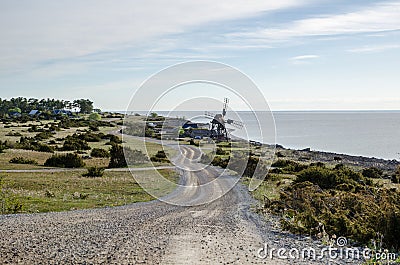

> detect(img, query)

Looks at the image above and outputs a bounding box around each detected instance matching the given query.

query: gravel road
[0,138,361,264]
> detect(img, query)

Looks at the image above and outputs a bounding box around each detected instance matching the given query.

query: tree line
[0,97,94,116]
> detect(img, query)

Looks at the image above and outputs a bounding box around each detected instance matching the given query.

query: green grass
[243,173,296,201]
[1,169,178,213]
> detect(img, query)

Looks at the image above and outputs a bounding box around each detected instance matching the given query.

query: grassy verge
[1,169,178,213]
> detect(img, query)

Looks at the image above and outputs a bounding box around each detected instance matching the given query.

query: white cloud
[347,44,400,53]
[0,0,310,73]
[289,54,320,64]
[230,2,400,42]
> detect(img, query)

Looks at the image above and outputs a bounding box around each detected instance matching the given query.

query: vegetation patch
[82,167,105,178]
[9,157,38,165]
[44,153,85,168]
[0,169,176,213]
[150,150,170,163]
[263,164,400,251]
[109,144,149,168]
[0,175,23,214]
[91,148,110,158]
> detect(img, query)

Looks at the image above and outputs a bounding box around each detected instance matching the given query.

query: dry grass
[1,168,178,213]
[0,149,53,169]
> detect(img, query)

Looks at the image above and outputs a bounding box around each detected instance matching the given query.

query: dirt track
[0,139,359,264]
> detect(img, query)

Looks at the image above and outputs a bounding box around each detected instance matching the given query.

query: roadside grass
[1,169,178,213]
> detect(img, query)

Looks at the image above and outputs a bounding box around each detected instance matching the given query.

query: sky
[0,0,399,111]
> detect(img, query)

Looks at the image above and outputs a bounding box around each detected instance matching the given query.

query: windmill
[205,98,244,140]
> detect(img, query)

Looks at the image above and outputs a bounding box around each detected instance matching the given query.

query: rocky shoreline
[275,145,399,172]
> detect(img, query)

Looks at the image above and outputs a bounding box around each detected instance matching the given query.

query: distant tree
[73,99,93,114]
[89,112,101,121]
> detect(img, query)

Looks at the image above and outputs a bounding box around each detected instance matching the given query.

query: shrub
[37,143,55,153]
[216,147,226,155]
[89,112,101,121]
[392,167,400,184]
[211,156,230,168]
[5,131,22,137]
[295,165,366,190]
[150,150,170,163]
[44,153,85,168]
[91,148,110,158]
[9,157,38,165]
[82,167,105,178]
[78,132,101,142]
[108,134,122,144]
[362,167,383,179]
[0,140,9,153]
[189,139,199,146]
[271,159,308,173]
[269,181,400,250]
[61,136,91,151]
[109,144,148,168]
[89,124,99,131]
[34,131,53,140]
[228,155,266,178]
[14,137,54,153]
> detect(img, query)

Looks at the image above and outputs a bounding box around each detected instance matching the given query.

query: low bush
[91,148,110,158]
[216,147,227,155]
[271,159,308,173]
[44,153,85,168]
[189,139,199,147]
[61,136,91,151]
[5,131,22,137]
[82,167,105,178]
[78,132,101,142]
[267,165,400,251]
[0,140,10,153]
[15,137,54,153]
[295,165,370,190]
[108,134,122,144]
[34,131,53,140]
[362,166,383,179]
[150,150,170,163]
[9,157,38,165]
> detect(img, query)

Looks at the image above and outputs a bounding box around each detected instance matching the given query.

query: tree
[73,99,93,114]
[8,107,21,114]
[108,144,127,168]
[108,144,148,168]
[89,112,101,121]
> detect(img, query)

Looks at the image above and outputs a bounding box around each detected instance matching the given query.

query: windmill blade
[226,119,244,129]
[222,98,229,117]
[204,111,216,119]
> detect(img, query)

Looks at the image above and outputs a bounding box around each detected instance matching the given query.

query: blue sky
[0,0,399,110]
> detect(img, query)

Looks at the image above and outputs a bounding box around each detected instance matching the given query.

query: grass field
[1,169,177,213]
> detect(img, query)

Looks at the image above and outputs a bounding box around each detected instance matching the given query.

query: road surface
[0,137,355,264]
